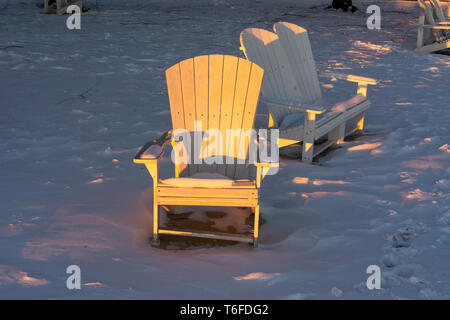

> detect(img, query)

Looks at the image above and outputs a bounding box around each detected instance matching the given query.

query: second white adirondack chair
[240,22,377,162]
[42,0,83,15]
[416,0,450,53]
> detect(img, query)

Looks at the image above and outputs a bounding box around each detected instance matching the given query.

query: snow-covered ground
[0,0,449,299]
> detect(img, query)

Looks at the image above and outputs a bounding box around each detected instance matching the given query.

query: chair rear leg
[354,112,365,132]
[328,123,345,146]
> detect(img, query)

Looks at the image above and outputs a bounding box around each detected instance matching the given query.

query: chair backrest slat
[226,56,252,177]
[179,59,196,132]
[194,55,210,132]
[207,55,224,174]
[165,55,264,179]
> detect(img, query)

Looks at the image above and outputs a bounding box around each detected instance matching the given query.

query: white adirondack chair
[429,0,450,23]
[134,55,276,248]
[416,0,450,53]
[42,0,82,15]
[240,22,377,162]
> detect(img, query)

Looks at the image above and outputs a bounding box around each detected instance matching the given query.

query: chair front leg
[302,111,316,163]
[135,159,161,246]
[152,202,160,246]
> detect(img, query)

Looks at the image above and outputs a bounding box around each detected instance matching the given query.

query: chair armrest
[254,162,279,187]
[254,162,276,168]
[133,130,172,164]
[260,96,326,114]
[318,72,378,85]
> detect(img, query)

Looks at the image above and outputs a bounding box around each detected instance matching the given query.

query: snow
[0,0,449,299]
